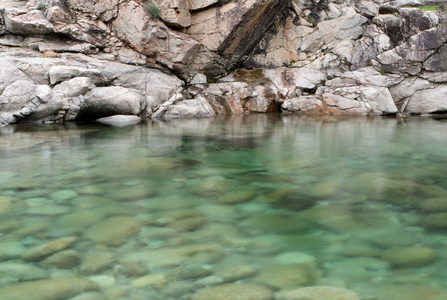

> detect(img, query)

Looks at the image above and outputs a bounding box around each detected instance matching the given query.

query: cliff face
[1,0,447,125]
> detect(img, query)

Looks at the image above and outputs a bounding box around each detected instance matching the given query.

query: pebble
[191,283,273,300]
[50,190,79,201]
[22,236,77,261]
[53,211,104,236]
[217,264,258,282]
[0,278,99,300]
[169,216,207,232]
[0,196,26,217]
[88,275,116,290]
[132,273,167,288]
[254,264,317,290]
[85,216,140,246]
[40,250,80,269]
[382,246,436,268]
[243,214,310,234]
[274,252,316,265]
[68,292,106,300]
[275,286,360,300]
[0,241,26,260]
[26,205,71,216]
[422,212,447,229]
[79,252,114,275]
[326,257,390,281]
[420,197,447,212]
[215,190,256,205]
[0,262,49,282]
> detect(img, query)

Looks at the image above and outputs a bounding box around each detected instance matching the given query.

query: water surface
[1,115,447,299]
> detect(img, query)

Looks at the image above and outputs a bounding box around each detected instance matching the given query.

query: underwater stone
[85,216,140,246]
[50,190,79,201]
[79,252,114,275]
[191,283,273,300]
[422,212,447,229]
[382,246,436,268]
[217,265,258,283]
[274,252,316,265]
[132,273,167,289]
[253,264,318,290]
[215,190,256,205]
[275,286,360,300]
[0,278,99,300]
[22,236,77,261]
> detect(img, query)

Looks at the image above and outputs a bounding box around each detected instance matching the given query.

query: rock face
[2,0,447,125]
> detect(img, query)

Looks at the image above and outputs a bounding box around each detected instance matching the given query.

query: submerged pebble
[84,216,140,246]
[382,246,437,268]
[191,283,273,300]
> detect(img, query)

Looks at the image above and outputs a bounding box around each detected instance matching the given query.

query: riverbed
[1,115,447,300]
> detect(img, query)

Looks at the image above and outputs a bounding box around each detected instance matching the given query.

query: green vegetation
[416,4,447,12]
[37,0,49,13]
[148,1,160,19]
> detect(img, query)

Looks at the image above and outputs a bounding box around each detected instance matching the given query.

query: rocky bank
[1,0,447,125]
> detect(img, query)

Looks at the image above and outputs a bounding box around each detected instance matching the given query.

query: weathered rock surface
[2,0,447,125]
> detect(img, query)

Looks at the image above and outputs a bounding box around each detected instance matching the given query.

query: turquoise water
[1,115,447,299]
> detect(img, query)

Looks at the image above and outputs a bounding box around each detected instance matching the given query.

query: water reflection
[0,115,447,300]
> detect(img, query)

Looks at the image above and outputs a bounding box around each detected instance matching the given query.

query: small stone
[79,252,114,275]
[420,198,447,212]
[23,236,77,261]
[88,275,116,290]
[85,216,140,246]
[50,190,78,201]
[254,264,317,290]
[190,178,234,198]
[68,292,105,300]
[132,273,167,288]
[169,216,207,232]
[0,278,99,300]
[216,190,256,205]
[217,265,258,282]
[0,241,26,260]
[191,283,273,300]
[422,212,447,229]
[274,252,316,265]
[384,143,413,156]
[40,250,80,269]
[243,214,310,234]
[276,286,360,300]
[382,246,436,268]
[326,258,390,281]
[53,211,104,236]
[0,196,26,217]
[26,205,71,216]
[0,262,49,282]
[115,261,148,277]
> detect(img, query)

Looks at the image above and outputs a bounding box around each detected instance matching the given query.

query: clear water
[1,115,447,299]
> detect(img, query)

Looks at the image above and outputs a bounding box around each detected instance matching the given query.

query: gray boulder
[163,97,216,118]
[79,86,146,120]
